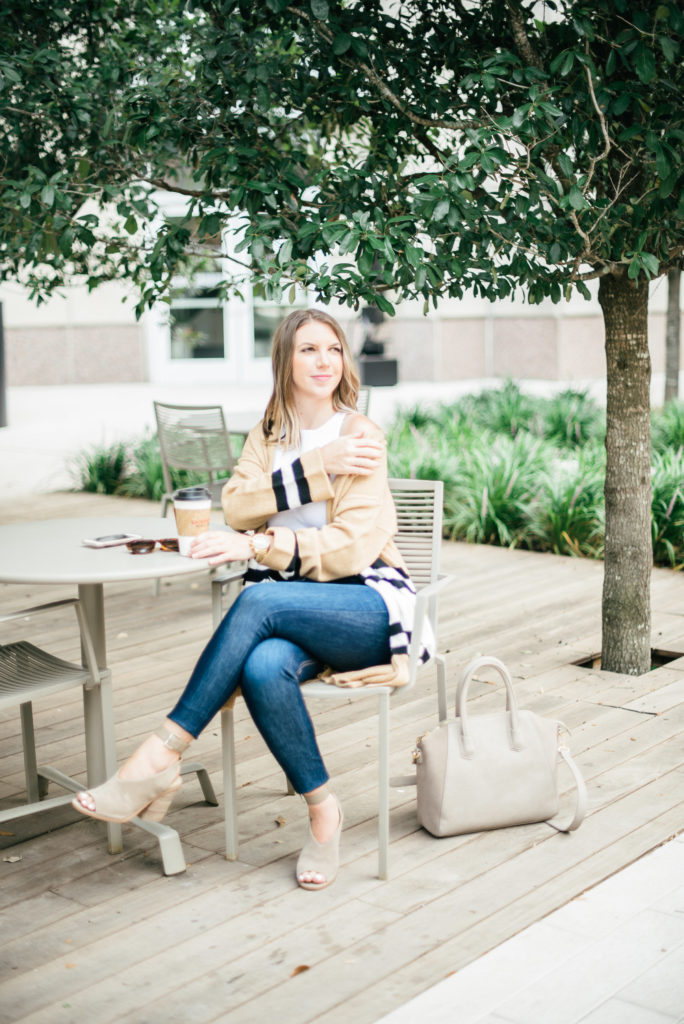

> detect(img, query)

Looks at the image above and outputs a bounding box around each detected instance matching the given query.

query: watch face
[252,534,269,552]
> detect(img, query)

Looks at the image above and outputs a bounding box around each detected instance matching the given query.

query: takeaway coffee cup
[173,486,212,556]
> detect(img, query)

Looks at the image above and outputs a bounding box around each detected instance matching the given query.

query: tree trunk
[599,273,652,675]
[664,268,681,403]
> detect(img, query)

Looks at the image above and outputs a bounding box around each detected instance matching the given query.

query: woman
[73,308,431,890]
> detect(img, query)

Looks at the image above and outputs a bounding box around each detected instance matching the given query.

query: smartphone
[82,533,142,548]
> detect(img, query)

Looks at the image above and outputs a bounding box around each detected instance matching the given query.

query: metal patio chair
[212,477,452,879]
[356,386,371,416]
[153,401,236,519]
[0,598,120,850]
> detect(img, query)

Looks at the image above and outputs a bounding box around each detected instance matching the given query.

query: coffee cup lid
[173,486,212,501]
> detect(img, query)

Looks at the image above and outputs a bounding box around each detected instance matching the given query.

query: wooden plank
[1,492,683,1024]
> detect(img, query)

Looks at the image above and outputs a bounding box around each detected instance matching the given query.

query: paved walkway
[380,835,684,1024]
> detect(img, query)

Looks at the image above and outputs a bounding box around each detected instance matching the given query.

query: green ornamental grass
[651,449,684,569]
[652,399,684,454]
[72,386,681,570]
[72,441,129,495]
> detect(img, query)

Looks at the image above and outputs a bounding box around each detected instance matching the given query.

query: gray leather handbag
[405,656,587,837]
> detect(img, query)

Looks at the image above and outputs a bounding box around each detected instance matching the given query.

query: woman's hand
[320,432,385,476]
[189,530,254,566]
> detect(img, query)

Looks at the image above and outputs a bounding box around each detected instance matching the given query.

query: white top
[268,411,346,532]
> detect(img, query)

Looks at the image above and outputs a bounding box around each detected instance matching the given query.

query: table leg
[78,583,122,854]
[77,583,188,874]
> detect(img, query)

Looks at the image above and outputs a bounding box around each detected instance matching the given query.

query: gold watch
[250,533,270,559]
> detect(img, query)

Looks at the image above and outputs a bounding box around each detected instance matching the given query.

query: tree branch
[581,43,611,197]
[289,5,479,133]
[505,0,544,71]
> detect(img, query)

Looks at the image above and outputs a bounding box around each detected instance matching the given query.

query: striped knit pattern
[272,457,312,512]
[244,558,435,665]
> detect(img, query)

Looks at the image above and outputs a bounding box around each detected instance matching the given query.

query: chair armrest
[0,598,101,685]
[407,573,455,682]
[211,565,248,629]
[212,564,248,587]
[0,598,80,625]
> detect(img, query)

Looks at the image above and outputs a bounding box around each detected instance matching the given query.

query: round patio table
[0,515,217,874]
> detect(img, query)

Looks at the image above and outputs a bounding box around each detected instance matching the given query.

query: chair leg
[20,702,40,803]
[153,495,174,596]
[211,580,224,631]
[221,705,239,861]
[180,761,219,806]
[377,690,390,880]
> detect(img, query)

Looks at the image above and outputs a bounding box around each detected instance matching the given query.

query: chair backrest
[153,402,236,496]
[356,386,372,416]
[389,478,443,591]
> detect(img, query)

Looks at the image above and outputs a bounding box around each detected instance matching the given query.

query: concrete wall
[2,277,682,387]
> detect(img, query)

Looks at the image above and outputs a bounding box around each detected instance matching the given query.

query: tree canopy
[2,0,682,312]
[2,0,683,675]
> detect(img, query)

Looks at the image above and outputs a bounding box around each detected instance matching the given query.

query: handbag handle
[456,656,523,757]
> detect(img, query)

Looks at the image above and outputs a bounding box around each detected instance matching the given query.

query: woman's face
[290,320,344,403]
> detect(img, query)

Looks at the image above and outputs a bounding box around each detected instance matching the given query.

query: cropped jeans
[168,580,391,794]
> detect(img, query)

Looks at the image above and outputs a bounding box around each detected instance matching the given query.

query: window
[252,291,308,360]
[170,282,225,361]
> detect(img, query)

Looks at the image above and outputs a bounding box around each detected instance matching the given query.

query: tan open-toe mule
[71,725,189,825]
[71,762,182,824]
[296,794,344,891]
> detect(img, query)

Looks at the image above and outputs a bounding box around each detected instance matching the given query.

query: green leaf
[659,35,677,62]
[41,185,55,207]
[19,192,31,209]
[636,47,656,84]
[557,152,574,178]
[374,293,395,315]
[357,246,374,276]
[433,199,450,221]
[124,216,137,234]
[311,0,329,18]
[659,173,677,198]
[568,185,586,210]
[405,244,422,267]
[641,252,660,276]
[255,83,270,111]
[612,92,632,116]
[333,34,352,55]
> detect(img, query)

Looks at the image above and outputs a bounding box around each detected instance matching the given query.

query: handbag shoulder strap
[546,745,588,832]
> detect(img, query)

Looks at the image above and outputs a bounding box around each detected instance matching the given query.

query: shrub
[120,434,207,500]
[652,399,684,454]
[72,441,129,495]
[443,433,547,546]
[387,409,470,482]
[456,379,539,438]
[651,449,684,569]
[538,389,605,448]
[526,445,605,558]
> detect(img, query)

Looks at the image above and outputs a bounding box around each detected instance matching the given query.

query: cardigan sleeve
[221,423,335,532]
[260,422,398,582]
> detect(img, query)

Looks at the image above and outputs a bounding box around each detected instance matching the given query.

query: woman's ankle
[119,735,179,780]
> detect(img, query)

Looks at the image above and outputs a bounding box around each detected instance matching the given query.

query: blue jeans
[168,581,391,793]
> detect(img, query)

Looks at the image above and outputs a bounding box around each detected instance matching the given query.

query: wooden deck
[1,492,683,1024]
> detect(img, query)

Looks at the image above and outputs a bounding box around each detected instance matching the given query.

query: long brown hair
[262,309,360,446]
